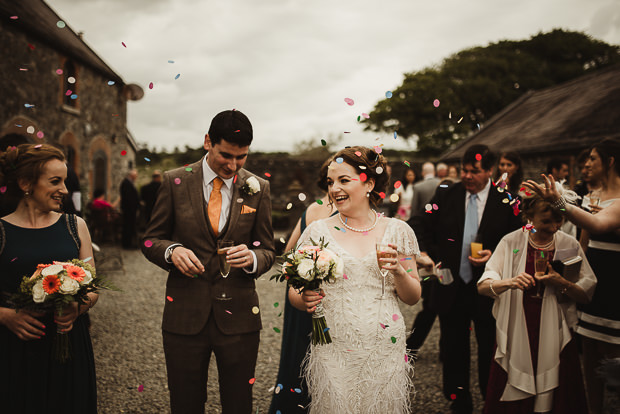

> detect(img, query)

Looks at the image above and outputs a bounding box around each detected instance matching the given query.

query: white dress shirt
[465,178,491,225]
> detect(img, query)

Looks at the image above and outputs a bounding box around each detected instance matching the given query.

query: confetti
[390,336,397,343]
[354,151,362,157]
[56,20,66,28]
[433,99,440,108]
[513,249,519,254]
[55,69,63,75]
[273,327,281,333]
[274,302,279,308]
[405,354,409,363]
[458,117,464,123]
[174,177,181,185]
[374,145,383,154]
[144,240,153,248]
[359,172,367,182]
[321,139,327,146]
[10,16,18,20]
[380,323,386,329]
[70,94,77,100]
[376,166,384,174]
[149,82,154,89]
[279,237,286,244]
[168,60,175,63]
[144,157,151,162]
[275,384,282,394]
[24,103,35,108]
[121,150,127,156]
[122,42,127,48]
[252,241,261,247]
[265,172,272,178]
[392,314,399,321]
[450,394,457,400]
[286,203,292,210]
[166,296,174,302]
[344,97,354,106]
[34,144,42,149]
[138,384,144,392]
[448,238,455,242]
[404,161,410,167]
[425,203,432,211]
[185,167,192,172]
[323,327,330,333]
[36,131,44,139]
[252,306,260,314]
[107,80,115,86]
[502,198,509,204]
[174,74,180,80]
[249,378,256,385]
[225,310,232,314]
[475,153,482,161]
[0,186,6,193]
[298,193,306,201]
[393,131,397,139]
[394,181,402,189]
[294,388,302,394]
[379,192,386,199]
[343,274,348,279]
[389,194,399,203]
[439,184,449,188]
[385,91,392,98]
[433,204,438,210]
[316,199,323,205]
[336,157,344,164]
[26,126,35,134]
[28,43,35,50]
[361,113,370,119]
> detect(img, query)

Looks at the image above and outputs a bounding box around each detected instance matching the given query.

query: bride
[289,146,422,413]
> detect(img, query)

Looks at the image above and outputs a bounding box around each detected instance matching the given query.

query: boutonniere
[241,176,260,195]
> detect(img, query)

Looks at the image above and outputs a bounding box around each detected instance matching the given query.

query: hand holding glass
[376,243,397,299]
[533,249,548,298]
[217,240,234,278]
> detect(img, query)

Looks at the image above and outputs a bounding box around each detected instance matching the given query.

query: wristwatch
[165,244,182,263]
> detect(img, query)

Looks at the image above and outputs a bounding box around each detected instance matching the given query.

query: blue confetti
[336,157,344,164]
[24,104,34,108]
[168,60,175,63]
[323,327,330,333]
[294,388,302,393]
[107,80,115,85]
[386,91,393,98]
[70,94,78,100]
[175,73,180,80]
[144,157,151,162]
[439,184,449,188]
[393,131,397,139]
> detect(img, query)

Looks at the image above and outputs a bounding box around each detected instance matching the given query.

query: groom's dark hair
[208,109,253,147]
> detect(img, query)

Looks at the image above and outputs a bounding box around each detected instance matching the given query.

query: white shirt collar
[202,156,234,189]
[467,178,491,201]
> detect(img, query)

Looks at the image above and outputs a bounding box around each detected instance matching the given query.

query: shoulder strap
[65,214,81,251]
[0,220,4,256]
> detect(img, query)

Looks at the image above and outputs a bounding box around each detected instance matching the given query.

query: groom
[142,109,275,413]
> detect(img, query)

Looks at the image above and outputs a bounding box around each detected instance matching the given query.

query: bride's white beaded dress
[298,217,419,413]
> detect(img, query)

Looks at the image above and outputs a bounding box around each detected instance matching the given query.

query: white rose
[297,259,315,281]
[41,264,63,277]
[59,276,80,295]
[81,270,93,285]
[32,281,47,303]
[246,176,260,194]
[333,256,345,278]
[316,257,331,274]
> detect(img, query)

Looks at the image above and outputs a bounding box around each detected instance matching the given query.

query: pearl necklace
[338,209,379,233]
[528,234,555,250]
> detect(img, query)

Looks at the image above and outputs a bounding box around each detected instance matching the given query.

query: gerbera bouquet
[10,259,117,362]
[271,237,344,345]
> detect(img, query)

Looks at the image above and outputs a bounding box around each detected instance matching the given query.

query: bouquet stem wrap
[54,329,71,363]
[311,288,332,345]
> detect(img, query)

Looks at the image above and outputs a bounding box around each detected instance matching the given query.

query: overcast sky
[46,0,620,153]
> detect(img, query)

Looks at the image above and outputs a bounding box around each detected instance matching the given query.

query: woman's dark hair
[317,157,332,192]
[0,144,66,206]
[400,167,419,188]
[93,189,106,199]
[590,139,620,177]
[329,146,389,208]
[520,193,563,225]
[495,151,523,193]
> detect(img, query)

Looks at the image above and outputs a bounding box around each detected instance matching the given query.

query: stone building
[439,64,620,186]
[0,0,143,207]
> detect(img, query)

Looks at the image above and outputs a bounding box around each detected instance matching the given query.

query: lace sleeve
[296,220,321,249]
[390,219,420,257]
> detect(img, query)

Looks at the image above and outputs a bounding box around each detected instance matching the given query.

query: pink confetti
[373,145,383,154]
[392,314,399,321]
[354,151,362,157]
[144,240,153,248]
[34,144,42,149]
[249,377,256,384]
[65,89,72,96]
[225,310,232,314]
[344,98,354,106]
[448,238,455,242]
[475,153,482,161]
[11,257,18,262]
[0,186,6,194]
[121,150,127,156]
[166,296,174,302]
[122,42,127,48]
[36,131,44,139]
[10,16,18,20]
[174,177,181,185]
[433,99,440,108]
[379,192,386,199]
[138,384,144,392]
[394,181,402,189]
[149,82,153,89]
[55,69,63,75]
[433,204,438,210]
[252,241,261,247]
[359,172,367,182]
[405,354,409,363]
[361,113,370,119]
[380,323,386,329]
[264,172,271,178]
[343,274,348,279]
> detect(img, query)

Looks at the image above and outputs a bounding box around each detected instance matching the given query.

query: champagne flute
[217,240,234,278]
[376,242,396,300]
[533,249,548,298]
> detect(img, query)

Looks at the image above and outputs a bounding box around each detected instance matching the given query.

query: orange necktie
[208,177,224,236]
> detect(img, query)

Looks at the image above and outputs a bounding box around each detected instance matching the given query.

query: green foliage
[364,29,620,156]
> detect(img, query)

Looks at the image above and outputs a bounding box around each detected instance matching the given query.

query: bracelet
[560,285,569,295]
[489,281,499,298]
[551,196,567,212]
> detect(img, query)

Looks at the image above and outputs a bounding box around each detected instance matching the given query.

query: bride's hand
[301,289,324,314]
[379,244,408,276]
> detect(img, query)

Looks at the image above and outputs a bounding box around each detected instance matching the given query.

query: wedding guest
[495,151,523,194]
[290,146,422,413]
[120,169,139,249]
[447,165,460,182]
[547,158,570,186]
[478,193,595,413]
[269,159,335,414]
[437,162,449,180]
[395,167,419,221]
[140,170,162,224]
[0,144,98,413]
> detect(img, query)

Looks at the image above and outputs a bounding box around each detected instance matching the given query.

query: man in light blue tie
[416,144,523,413]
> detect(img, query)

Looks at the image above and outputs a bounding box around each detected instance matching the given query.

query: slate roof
[0,0,123,83]
[440,64,620,162]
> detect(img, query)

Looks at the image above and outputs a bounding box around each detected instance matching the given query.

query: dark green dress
[0,215,97,413]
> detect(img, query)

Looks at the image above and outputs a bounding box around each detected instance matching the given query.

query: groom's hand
[227,244,254,269]
[171,246,205,277]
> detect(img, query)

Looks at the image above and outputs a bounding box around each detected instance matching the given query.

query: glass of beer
[470,235,483,259]
[217,240,234,278]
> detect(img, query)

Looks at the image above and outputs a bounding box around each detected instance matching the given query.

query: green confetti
[335,226,340,231]
[185,167,192,172]
[404,161,410,167]
[423,277,430,281]
[277,311,282,317]
[357,116,361,122]
[321,139,327,146]
[274,302,279,308]
[513,249,519,254]
[316,199,323,205]
[273,327,281,333]
[390,336,397,343]
[406,268,414,272]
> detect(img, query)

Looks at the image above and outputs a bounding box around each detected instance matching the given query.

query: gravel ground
[91,245,618,413]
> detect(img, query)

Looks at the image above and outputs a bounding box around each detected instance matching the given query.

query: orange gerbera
[65,265,86,282]
[42,275,61,294]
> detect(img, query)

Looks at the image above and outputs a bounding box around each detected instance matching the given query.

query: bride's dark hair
[329,146,389,208]
[0,144,66,207]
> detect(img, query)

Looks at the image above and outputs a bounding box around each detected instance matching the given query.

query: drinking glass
[533,249,548,298]
[470,235,483,259]
[217,240,234,278]
[589,190,601,208]
[376,242,396,299]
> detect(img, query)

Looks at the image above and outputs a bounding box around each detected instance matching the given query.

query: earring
[24,191,30,197]
[366,191,370,198]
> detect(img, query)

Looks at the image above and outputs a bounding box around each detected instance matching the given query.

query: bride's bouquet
[271,237,344,345]
[10,259,117,362]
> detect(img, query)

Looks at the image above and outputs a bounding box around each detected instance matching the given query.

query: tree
[364,29,620,156]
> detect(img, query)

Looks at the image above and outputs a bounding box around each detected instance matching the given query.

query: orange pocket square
[241,205,256,214]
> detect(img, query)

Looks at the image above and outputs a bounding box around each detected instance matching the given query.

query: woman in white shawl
[477,194,596,413]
